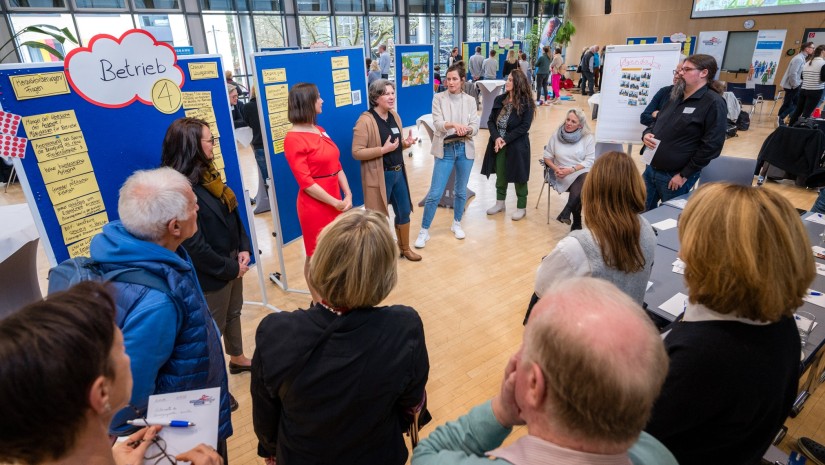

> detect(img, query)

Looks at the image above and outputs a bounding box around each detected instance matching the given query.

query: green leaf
[60,27,78,44]
[19,40,65,60]
[25,25,70,45]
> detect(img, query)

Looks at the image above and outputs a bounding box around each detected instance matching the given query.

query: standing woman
[284,83,353,303]
[502,50,518,78]
[549,47,564,104]
[353,79,420,261]
[534,46,551,105]
[543,108,596,230]
[160,117,254,377]
[789,44,825,125]
[482,69,536,221]
[415,63,479,248]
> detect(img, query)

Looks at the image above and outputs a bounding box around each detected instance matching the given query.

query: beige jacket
[352,109,413,215]
[431,91,480,159]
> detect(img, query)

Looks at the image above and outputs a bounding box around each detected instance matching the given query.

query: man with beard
[641,54,726,211]
[640,61,684,126]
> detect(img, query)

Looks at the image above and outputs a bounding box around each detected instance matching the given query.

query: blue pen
[126,419,195,427]
[810,291,823,296]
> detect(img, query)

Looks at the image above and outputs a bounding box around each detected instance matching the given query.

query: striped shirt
[800,57,825,91]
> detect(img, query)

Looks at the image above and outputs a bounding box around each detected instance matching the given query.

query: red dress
[284,126,343,256]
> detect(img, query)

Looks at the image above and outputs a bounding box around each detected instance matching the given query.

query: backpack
[726,121,738,139]
[736,110,750,131]
[48,257,185,329]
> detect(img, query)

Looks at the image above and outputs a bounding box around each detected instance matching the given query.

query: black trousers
[789,88,824,125]
[777,86,800,121]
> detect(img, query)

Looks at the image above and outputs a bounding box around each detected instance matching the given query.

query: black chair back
[754,84,777,100]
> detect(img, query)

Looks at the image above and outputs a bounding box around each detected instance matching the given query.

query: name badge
[683,107,696,114]
[391,127,400,134]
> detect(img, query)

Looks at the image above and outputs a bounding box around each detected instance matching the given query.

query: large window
[203,14,245,76]
[335,16,363,46]
[333,0,360,12]
[253,15,285,48]
[136,14,190,45]
[489,16,503,41]
[510,17,526,41]
[299,15,332,45]
[74,14,134,43]
[8,14,77,62]
[297,0,329,12]
[466,16,485,41]
[466,0,483,14]
[367,0,391,12]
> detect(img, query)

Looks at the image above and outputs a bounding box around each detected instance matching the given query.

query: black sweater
[646,316,800,465]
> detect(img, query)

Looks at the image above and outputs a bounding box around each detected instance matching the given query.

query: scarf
[557,125,583,144]
[200,163,238,212]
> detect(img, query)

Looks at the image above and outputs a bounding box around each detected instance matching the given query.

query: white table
[475,80,506,129]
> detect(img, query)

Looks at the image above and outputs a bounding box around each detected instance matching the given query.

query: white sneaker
[512,208,526,221]
[486,200,506,215]
[451,221,466,240]
[414,229,430,249]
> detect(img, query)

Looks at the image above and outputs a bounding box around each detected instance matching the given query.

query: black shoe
[556,206,572,225]
[799,437,825,465]
[229,393,239,412]
[229,361,252,374]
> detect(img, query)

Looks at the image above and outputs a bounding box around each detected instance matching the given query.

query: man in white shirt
[469,46,485,81]
[412,278,677,465]
[378,44,391,79]
[482,49,498,80]
[778,42,814,126]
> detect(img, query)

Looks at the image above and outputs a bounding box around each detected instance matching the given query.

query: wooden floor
[2,93,821,463]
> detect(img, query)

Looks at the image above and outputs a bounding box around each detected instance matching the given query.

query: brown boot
[396,223,422,261]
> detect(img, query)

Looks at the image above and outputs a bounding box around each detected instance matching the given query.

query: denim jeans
[421,142,473,229]
[384,169,411,225]
[253,147,268,185]
[643,165,701,211]
[811,189,825,214]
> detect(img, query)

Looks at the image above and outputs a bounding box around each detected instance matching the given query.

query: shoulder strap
[109,269,187,334]
[278,314,347,399]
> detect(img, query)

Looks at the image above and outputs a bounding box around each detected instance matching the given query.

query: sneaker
[512,208,526,221]
[414,229,430,249]
[799,437,825,465]
[451,221,465,239]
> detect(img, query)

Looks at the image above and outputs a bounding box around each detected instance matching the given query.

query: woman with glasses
[481,69,536,221]
[161,117,254,386]
[252,209,429,465]
[0,282,222,465]
[353,79,420,261]
[415,62,479,248]
[284,83,353,303]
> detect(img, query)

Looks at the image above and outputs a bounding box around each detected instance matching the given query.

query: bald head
[524,277,668,448]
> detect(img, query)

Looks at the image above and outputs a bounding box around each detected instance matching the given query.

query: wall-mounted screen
[692,0,825,18]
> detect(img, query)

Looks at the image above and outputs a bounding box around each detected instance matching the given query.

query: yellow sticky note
[22,110,80,140]
[262,68,287,84]
[45,171,100,204]
[212,142,222,157]
[332,69,350,83]
[219,169,226,183]
[267,97,288,113]
[273,138,284,154]
[331,56,349,69]
[184,108,217,123]
[188,62,219,80]
[182,91,212,109]
[39,152,93,184]
[212,153,225,170]
[265,84,289,101]
[30,131,87,162]
[9,72,70,100]
[67,236,94,258]
[270,123,291,141]
[333,81,351,95]
[208,122,220,138]
[61,211,108,245]
[269,111,289,127]
[54,191,105,225]
[335,92,352,107]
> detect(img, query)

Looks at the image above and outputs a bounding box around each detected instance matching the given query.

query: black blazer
[481,94,534,183]
[251,304,429,465]
[182,184,251,292]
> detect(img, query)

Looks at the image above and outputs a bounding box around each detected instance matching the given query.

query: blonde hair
[309,210,398,310]
[524,278,668,446]
[506,50,517,64]
[582,151,647,273]
[679,183,815,321]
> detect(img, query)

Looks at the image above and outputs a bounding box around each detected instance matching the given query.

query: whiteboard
[595,44,682,145]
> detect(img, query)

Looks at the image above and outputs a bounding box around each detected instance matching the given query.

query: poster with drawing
[747,29,786,86]
[400,51,429,87]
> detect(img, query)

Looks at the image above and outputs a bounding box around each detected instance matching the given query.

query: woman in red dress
[284,83,353,303]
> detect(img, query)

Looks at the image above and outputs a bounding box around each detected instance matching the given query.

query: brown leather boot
[396,223,422,261]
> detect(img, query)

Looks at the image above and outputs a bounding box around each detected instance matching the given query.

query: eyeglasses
[201,136,217,144]
[128,406,178,465]
[680,66,699,73]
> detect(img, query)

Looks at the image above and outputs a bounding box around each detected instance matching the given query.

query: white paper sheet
[805,213,825,225]
[641,137,660,165]
[816,263,825,277]
[671,258,686,275]
[145,387,221,460]
[234,126,253,148]
[803,289,825,308]
[795,313,819,332]
[659,292,688,317]
[646,281,653,291]
[651,218,678,231]
[664,198,688,209]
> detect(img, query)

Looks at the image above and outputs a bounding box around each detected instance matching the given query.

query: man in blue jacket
[90,167,233,460]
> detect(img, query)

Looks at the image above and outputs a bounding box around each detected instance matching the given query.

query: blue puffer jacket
[90,221,232,441]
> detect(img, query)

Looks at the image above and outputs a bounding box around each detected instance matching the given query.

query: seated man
[412,277,676,465]
[89,167,233,458]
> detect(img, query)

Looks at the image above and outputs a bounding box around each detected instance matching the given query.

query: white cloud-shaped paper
[65,29,184,108]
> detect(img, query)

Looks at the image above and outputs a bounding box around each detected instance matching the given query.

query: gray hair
[368,79,395,109]
[564,108,592,136]
[118,167,193,242]
[226,84,238,96]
